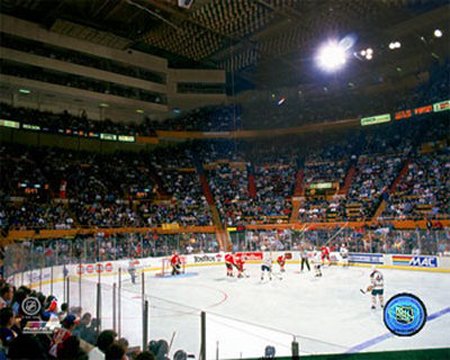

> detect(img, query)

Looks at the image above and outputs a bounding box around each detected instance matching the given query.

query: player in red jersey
[224,252,236,277]
[277,254,286,272]
[235,256,246,278]
[320,245,330,265]
[170,251,182,276]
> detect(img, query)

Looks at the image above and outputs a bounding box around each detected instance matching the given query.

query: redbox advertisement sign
[236,252,263,260]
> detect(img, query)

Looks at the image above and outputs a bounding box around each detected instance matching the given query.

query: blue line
[347,333,393,353]
[346,306,450,353]
[427,306,450,321]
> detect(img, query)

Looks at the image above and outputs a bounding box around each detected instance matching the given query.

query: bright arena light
[389,41,401,50]
[357,47,374,60]
[316,41,347,72]
[434,29,443,38]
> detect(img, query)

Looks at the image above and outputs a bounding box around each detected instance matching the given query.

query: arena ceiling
[1,0,449,91]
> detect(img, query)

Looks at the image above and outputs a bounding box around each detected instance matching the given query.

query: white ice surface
[46,264,450,359]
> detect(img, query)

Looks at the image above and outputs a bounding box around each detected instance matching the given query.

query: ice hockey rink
[49,263,450,359]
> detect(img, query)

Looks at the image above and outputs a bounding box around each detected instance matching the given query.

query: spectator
[105,342,126,360]
[49,314,79,357]
[72,312,92,341]
[0,285,13,309]
[57,335,88,360]
[135,351,156,360]
[96,330,118,354]
[0,307,18,348]
[8,334,48,360]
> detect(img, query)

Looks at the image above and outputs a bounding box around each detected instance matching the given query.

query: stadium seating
[1,109,448,232]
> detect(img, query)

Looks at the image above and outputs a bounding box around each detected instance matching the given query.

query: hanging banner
[361,114,391,126]
[433,100,450,112]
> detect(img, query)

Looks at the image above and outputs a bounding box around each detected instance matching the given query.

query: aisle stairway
[372,200,387,222]
[199,174,215,205]
[247,164,256,199]
[290,169,304,222]
[194,158,231,250]
[389,160,411,193]
[371,159,410,222]
[293,169,305,196]
[148,168,169,198]
[338,165,356,195]
[290,197,303,223]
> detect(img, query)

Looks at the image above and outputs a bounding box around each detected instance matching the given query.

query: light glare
[277,97,286,105]
[434,29,443,38]
[389,41,401,50]
[317,41,347,72]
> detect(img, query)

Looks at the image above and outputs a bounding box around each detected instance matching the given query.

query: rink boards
[8,252,450,358]
[10,251,450,289]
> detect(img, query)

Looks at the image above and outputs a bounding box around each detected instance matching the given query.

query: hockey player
[170,251,182,276]
[276,254,286,272]
[340,244,349,267]
[368,266,384,309]
[128,260,137,284]
[261,252,273,281]
[224,252,236,277]
[313,250,322,277]
[320,245,331,266]
[235,256,246,278]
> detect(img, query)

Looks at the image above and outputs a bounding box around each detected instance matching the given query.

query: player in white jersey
[261,253,273,281]
[313,250,322,277]
[368,266,384,309]
[340,245,349,267]
[128,260,137,284]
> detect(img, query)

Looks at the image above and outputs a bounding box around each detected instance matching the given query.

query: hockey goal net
[155,257,186,277]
